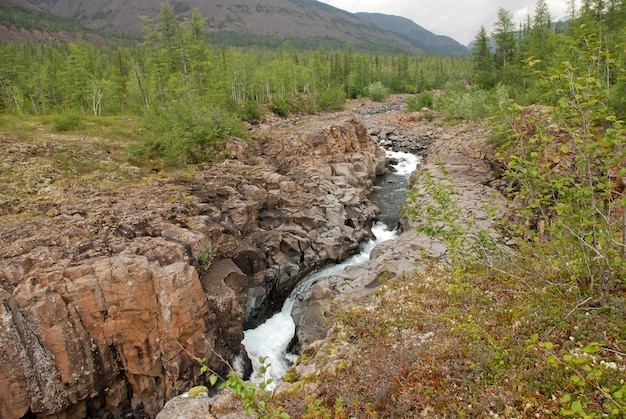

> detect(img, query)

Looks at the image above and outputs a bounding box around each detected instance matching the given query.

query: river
[242,148,421,389]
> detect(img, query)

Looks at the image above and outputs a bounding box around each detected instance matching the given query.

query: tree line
[471,0,626,115]
[0,3,470,119]
[461,0,626,304]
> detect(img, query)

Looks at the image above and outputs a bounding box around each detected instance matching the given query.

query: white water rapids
[242,149,421,389]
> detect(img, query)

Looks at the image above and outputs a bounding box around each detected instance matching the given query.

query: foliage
[270,96,290,117]
[528,336,626,418]
[273,260,626,418]
[239,100,264,122]
[406,91,434,112]
[132,103,245,168]
[0,4,473,171]
[197,241,218,271]
[366,81,389,102]
[436,87,495,122]
[207,357,290,419]
[47,111,83,132]
[404,158,502,270]
[472,26,496,89]
[188,385,210,399]
[494,37,626,299]
[0,114,145,216]
[317,87,346,112]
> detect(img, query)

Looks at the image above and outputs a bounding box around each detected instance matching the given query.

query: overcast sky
[321,0,580,46]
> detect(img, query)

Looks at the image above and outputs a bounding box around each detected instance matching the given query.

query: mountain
[1,0,465,54]
[356,12,469,56]
[0,1,137,43]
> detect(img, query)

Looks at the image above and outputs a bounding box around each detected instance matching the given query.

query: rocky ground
[156,99,510,418]
[0,96,506,419]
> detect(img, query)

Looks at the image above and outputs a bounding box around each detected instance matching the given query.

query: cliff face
[0,117,386,419]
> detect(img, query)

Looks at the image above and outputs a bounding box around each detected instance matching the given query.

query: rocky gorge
[0,97,507,419]
[0,110,390,418]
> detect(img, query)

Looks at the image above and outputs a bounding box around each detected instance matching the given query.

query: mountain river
[242,148,421,389]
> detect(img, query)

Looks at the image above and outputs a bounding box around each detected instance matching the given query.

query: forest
[0,3,472,167]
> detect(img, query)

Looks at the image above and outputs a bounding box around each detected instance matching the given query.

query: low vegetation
[0,114,149,217]
[2,1,626,418]
[274,262,625,418]
[261,2,625,418]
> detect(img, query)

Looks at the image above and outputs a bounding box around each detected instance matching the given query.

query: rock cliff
[152,100,512,418]
[291,106,508,353]
[0,117,386,418]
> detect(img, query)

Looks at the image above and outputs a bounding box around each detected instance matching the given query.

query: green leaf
[188,385,209,398]
[547,355,558,367]
[570,374,584,386]
[279,412,291,419]
[209,374,218,386]
[571,400,583,413]
[581,342,601,354]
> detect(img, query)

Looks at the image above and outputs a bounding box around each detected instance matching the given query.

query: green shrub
[367,82,389,102]
[436,88,494,122]
[406,91,434,112]
[49,112,83,131]
[240,101,263,122]
[493,46,626,298]
[131,103,245,168]
[318,87,346,112]
[270,96,290,117]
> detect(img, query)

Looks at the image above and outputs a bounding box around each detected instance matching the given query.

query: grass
[0,114,149,217]
[274,261,626,418]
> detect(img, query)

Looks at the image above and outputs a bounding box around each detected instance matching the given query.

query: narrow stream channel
[242,149,421,389]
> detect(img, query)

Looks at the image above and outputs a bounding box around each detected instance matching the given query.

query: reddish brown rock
[1,115,387,418]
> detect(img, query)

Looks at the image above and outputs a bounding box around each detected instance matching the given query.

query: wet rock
[1,115,387,418]
[291,107,509,355]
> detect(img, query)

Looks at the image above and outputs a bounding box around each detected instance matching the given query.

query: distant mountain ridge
[1,0,468,55]
[356,12,468,56]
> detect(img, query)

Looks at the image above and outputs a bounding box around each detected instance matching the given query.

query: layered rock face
[291,112,507,351]
[0,117,386,419]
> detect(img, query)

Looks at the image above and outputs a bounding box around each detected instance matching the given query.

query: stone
[156,394,214,419]
[0,104,405,419]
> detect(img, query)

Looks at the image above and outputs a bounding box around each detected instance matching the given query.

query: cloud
[321,0,579,46]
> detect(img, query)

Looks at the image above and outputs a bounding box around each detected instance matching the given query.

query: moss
[188,385,209,398]
[282,366,299,383]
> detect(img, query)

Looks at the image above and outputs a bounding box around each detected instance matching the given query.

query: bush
[240,101,264,122]
[48,111,83,131]
[270,96,290,117]
[131,103,245,168]
[367,82,389,102]
[318,87,346,112]
[493,45,626,298]
[436,88,494,122]
[406,91,434,112]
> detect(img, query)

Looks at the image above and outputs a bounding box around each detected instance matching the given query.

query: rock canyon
[1,97,506,418]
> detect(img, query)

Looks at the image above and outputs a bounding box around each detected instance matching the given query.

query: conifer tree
[472,26,495,89]
[492,8,516,69]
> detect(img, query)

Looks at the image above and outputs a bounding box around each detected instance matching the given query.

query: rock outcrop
[0,117,386,418]
[291,109,508,352]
